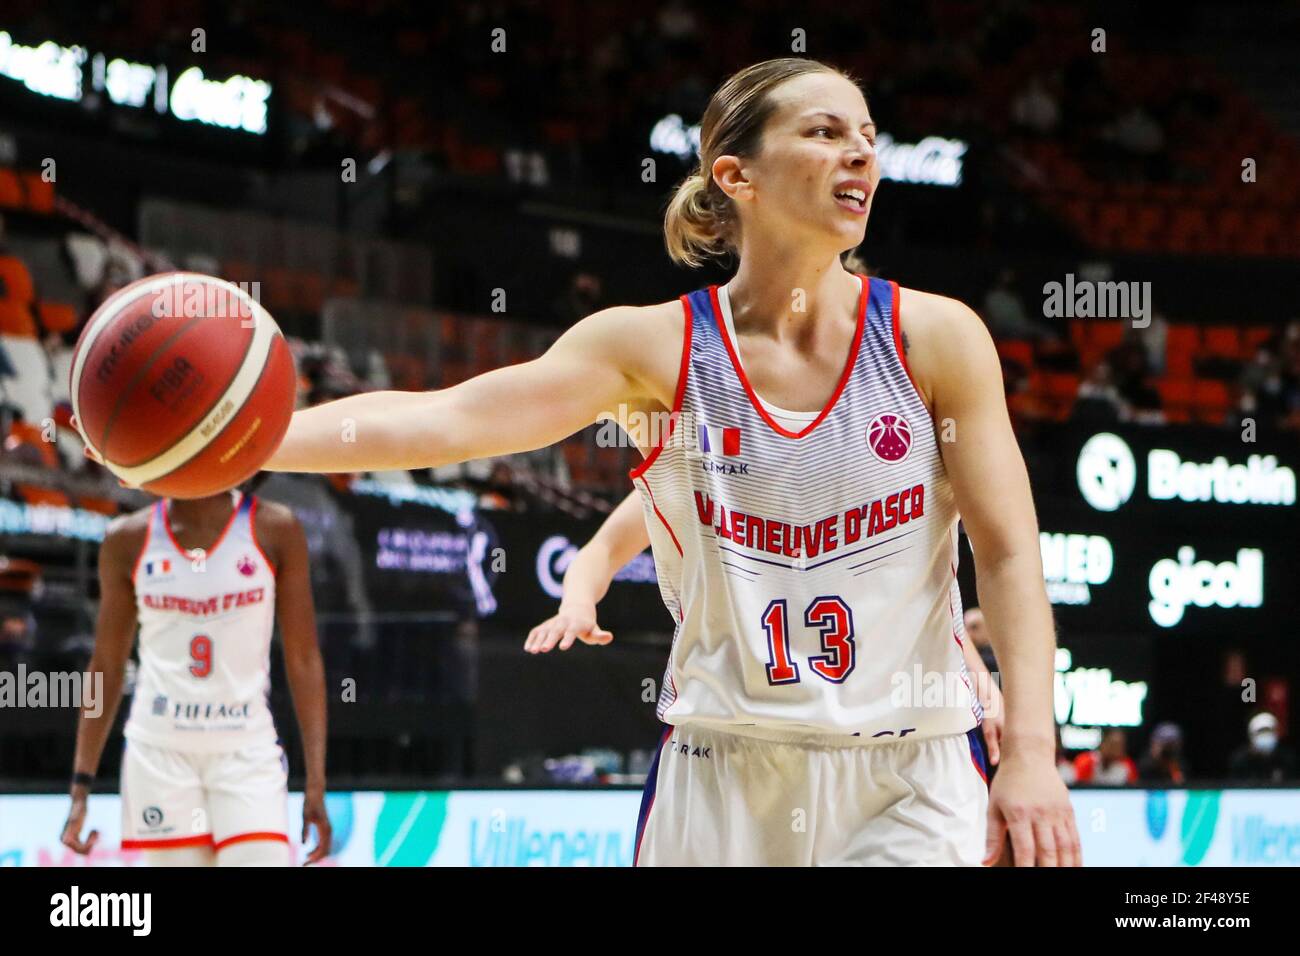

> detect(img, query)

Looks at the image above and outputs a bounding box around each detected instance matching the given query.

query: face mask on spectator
[1253,731,1278,754]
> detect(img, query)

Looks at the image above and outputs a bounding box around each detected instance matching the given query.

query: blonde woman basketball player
[61,489,332,866]
[266,58,1078,866]
[524,491,1007,752]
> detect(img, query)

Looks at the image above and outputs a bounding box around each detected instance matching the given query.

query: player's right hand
[524,605,613,653]
[60,796,100,856]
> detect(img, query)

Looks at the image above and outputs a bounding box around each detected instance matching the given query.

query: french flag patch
[698,423,741,456]
[144,559,171,576]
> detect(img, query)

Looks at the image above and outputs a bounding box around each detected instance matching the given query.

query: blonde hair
[664,58,864,269]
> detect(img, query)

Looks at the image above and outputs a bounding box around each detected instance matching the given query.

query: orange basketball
[70,272,297,498]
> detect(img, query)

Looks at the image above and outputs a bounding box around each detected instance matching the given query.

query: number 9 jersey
[125,492,279,753]
[631,275,981,744]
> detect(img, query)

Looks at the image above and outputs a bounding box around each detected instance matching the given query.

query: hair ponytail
[664,173,730,269]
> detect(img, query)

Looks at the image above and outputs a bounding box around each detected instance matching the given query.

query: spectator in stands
[1137,722,1186,785]
[982,268,1049,341]
[1010,74,1061,137]
[552,272,604,327]
[1235,323,1300,431]
[1108,101,1166,157]
[1071,361,1124,424]
[1002,356,1055,427]
[0,609,36,661]
[1228,712,1297,783]
[1135,311,1168,377]
[1105,337,1163,422]
[478,461,520,511]
[1072,728,1138,785]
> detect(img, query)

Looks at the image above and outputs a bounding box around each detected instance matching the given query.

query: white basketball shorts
[634,723,990,866]
[120,738,290,855]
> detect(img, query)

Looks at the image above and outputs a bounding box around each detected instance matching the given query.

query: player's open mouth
[833,186,870,213]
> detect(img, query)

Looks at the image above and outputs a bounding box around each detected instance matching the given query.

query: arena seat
[36,301,79,335]
[1193,379,1233,422]
[1243,326,1275,354]
[0,169,24,209]
[995,339,1034,369]
[0,300,37,338]
[20,172,54,214]
[1202,326,1243,360]
[0,256,35,303]
[1165,326,1199,378]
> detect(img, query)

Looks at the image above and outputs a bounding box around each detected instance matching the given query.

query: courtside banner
[4,788,1298,867]
[0,790,641,867]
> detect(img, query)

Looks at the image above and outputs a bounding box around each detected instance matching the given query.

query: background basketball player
[60,485,332,866]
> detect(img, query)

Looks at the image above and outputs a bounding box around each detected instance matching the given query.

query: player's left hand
[983,748,1081,866]
[301,790,333,865]
[524,603,614,653]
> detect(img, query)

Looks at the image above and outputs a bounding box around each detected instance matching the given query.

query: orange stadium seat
[1193,379,1233,422]
[221,260,256,285]
[297,272,326,313]
[17,486,71,507]
[20,172,54,213]
[329,276,361,299]
[1165,325,1199,378]
[0,299,38,337]
[36,301,79,334]
[0,169,24,209]
[1158,377,1195,415]
[995,339,1034,370]
[262,267,295,311]
[7,421,59,468]
[1089,321,1126,352]
[0,256,35,303]
[76,496,121,516]
[1242,326,1274,354]
[1202,326,1242,359]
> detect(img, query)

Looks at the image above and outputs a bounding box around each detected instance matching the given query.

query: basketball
[69,272,297,498]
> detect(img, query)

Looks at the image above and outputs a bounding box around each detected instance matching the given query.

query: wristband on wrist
[71,771,95,791]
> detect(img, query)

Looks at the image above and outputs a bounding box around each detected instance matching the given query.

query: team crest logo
[236,556,257,576]
[142,806,164,827]
[866,412,912,463]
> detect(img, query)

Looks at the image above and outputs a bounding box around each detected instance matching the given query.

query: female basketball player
[523,491,1005,760]
[266,58,1078,866]
[61,488,332,866]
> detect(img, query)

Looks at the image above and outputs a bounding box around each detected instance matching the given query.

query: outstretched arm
[903,287,1079,868]
[267,307,654,474]
[525,491,650,653]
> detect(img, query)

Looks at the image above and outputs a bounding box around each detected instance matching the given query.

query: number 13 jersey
[631,275,980,742]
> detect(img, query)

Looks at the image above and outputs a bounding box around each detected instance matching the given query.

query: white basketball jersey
[632,275,980,742]
[125,492,279,752]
